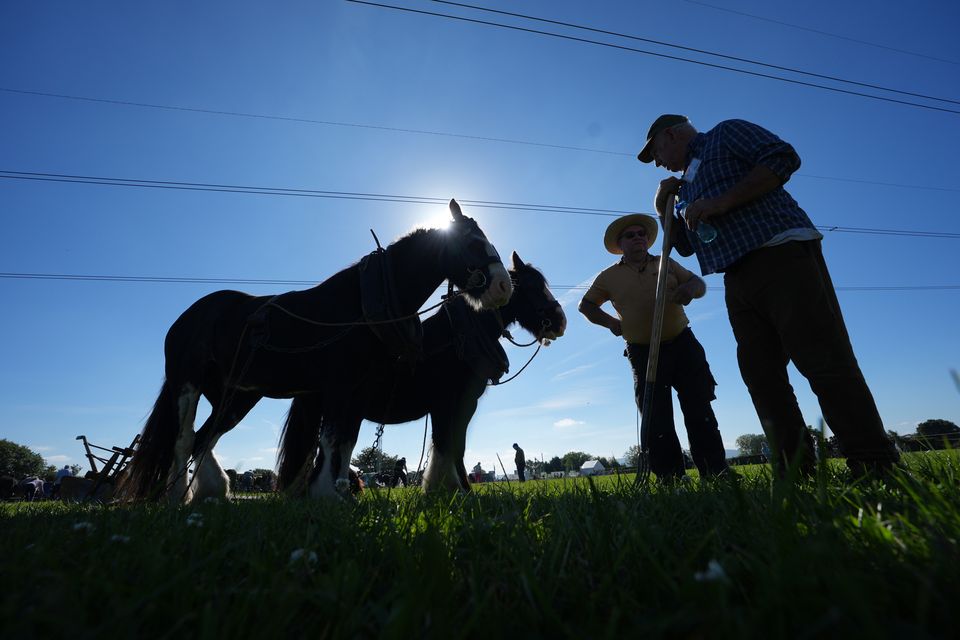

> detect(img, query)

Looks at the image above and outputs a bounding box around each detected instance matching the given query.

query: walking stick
[496,453,511,484]
[635,196,676,486]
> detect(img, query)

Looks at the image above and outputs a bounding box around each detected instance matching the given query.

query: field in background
[2,452,959,638]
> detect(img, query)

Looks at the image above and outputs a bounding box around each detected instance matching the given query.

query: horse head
[445,199,513,310]
[506,251,566,343]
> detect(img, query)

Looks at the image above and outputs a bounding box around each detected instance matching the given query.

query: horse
[118,200,513,503]
[276,251,566,495]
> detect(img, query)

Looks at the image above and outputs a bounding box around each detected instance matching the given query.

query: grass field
[2,453,958,638]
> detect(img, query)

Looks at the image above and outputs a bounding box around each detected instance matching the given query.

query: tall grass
[2,452,958,638]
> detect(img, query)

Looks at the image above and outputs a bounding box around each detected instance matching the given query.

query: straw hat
[603,214,659,254]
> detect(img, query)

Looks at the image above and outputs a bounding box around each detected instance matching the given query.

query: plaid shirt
[674,119,817,275]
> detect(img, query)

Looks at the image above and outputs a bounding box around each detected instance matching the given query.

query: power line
[3,170,959,239]
[680,0,959,66]
[346,0,960,115]
[430,0,960,105]
[2,87,958,194]
[2,271,957,293]
[0,87,622,158]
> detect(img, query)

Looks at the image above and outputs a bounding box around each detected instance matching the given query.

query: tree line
[735,419,960,456]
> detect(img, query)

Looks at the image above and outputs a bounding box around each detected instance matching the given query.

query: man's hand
[668,285,694,306]
[683,197,727,231]
[654,177,684,219]
[579,298,622,337]
[667,277,706,306]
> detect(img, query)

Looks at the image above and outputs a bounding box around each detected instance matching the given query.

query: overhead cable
[346,0,960,115]
[430,0,960,105]
[2,271,958,293]
[2,170,959,239]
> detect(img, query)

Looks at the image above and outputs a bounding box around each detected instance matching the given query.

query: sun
[414,203,454,230]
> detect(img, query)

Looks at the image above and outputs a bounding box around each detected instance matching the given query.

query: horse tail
[116,380,180,501]
[276,397,322,494]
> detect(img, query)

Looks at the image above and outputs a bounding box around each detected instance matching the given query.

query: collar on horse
[442,297,510,383]
[359,246,424,364]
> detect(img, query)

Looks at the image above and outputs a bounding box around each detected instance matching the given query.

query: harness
[442,297,510,383]
[358,248,424,364]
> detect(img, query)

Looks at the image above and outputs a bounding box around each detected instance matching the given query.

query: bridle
[511,270,562,342]
[447,217,503,294]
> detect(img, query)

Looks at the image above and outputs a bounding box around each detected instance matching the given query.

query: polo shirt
[583,257,695,345]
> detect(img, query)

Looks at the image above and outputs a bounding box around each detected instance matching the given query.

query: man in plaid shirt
[638,114,899,478]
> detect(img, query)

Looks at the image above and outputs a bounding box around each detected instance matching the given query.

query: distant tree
[253,470,276,492]
[544,456,563,473]
[917,419,960,437]
[351,446,398,473]
[69,463,83,477]
[823,435,843,457]
[735,434,767,457]
[0,439,47,478]
[623,445,642,467]
[562,451,593,471]
[607,455,622,469]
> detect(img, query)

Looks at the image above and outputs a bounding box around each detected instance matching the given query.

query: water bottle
[675,200,718,244]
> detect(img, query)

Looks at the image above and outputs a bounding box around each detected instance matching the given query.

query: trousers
[626,327,728,479]
[723,240,899,474]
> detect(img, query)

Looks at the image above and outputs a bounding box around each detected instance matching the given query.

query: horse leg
[424,377,485,492]
[308,413,361,500]
[167,384,201,504]
[191,391,262,502]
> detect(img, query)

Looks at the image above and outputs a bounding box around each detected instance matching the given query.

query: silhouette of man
[513,443,526,482]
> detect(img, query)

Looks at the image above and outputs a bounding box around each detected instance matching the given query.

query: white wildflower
[694,560,729,583]
[73,521,95,532]
[289,548,318,566]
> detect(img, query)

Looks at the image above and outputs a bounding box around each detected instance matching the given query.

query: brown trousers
[723,240,899,474]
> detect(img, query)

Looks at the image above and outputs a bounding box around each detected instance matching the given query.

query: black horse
[276,252,566,495]
[119,200,513,502]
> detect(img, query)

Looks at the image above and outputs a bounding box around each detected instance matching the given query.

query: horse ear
[511,251,524,270]
[449,199,464,221]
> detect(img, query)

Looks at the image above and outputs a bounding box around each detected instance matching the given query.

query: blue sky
[1,0,958,475]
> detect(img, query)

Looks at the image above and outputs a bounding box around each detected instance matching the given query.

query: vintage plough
[61,434,140,502]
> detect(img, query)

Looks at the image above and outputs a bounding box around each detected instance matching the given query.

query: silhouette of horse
[277,252,566,495]
[119,200,512,502]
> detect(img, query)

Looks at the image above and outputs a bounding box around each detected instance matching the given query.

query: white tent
[580,459,606,476]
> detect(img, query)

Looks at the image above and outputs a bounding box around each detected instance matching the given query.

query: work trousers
[626,327,728,480]
[723,240,899,475]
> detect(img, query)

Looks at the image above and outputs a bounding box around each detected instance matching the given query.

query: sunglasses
[620,230,647,240]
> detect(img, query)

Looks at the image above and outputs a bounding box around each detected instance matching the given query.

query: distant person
[52,464,73,498]
[512,443,526,482]
[17,476,44,501]
[393,457,407,487]
[579,213,728,481]
[640,114,899,477]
